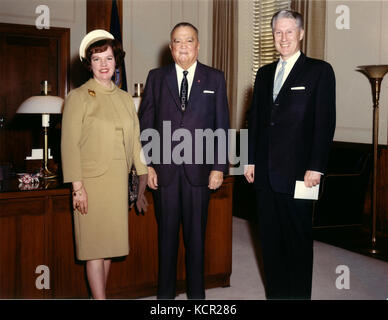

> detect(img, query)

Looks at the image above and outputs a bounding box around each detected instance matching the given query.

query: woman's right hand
[72,181,88,214]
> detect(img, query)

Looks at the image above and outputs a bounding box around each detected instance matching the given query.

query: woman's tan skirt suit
[61,78,147,260]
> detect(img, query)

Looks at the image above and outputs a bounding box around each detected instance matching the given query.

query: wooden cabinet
[0,177,233,299]
[0,23,69,172]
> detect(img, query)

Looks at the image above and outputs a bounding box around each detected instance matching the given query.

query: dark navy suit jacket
[248,53,336,194]
[139,62,230,187]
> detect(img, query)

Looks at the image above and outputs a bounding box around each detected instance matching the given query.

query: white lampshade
[17,96,64,114]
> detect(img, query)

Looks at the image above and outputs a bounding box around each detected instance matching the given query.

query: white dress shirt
[273,50,301,89]
[175,61,197,99]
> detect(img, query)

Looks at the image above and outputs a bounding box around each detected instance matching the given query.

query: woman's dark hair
[82,39,126,70]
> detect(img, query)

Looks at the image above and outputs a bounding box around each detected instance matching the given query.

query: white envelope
[294,180,319,200]
[291,86,306,90]
[203,90,214,94]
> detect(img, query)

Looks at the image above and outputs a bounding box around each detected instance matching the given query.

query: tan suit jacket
[61,78,147,183]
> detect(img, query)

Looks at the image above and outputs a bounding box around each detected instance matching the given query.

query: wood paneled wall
[354,145,388,237]
[87,0,123,33]
[376,147,388,235]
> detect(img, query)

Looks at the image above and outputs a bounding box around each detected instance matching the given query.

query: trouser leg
[257,189,313,299]
[180,169,210,299]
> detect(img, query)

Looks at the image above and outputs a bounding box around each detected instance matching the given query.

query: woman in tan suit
[61,30,148,299]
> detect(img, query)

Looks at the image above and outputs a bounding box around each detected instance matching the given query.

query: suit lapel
[188,62,206,110]
[165,64,181,111]
[275,53,306,102]
[268,61,278,104]
[165,62,206,112]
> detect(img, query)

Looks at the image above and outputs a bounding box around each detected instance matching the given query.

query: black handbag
[128,166,139,206]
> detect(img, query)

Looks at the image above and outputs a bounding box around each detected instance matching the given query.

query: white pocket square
[203,90,214,94]
[291,86,305,90]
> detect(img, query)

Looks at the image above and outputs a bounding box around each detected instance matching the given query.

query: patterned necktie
[273,61,287,101]
[180,70,188,111]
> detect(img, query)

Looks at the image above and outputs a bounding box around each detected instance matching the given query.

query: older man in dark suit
[138,22,230,299]
[244,10,336,299]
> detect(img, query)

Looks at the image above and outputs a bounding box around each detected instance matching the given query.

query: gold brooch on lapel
[88,89,96,97]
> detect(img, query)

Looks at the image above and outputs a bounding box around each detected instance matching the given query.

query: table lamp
[17,81,63,179]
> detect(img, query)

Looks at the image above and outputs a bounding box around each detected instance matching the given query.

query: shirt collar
[175,61,197,75]
[279,50,301,67]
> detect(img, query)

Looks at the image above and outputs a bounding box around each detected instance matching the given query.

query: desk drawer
[0,198,45,217]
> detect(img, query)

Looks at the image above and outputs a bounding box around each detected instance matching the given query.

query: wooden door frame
[0,23,70,98]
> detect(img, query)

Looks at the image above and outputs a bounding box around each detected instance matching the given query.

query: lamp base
[367,247,380,255]
[43,173,57,180]
[366,239,380,255]
[41,167,57,180]
[360,238,382,257]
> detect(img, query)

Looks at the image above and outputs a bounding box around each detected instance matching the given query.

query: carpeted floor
[141,217,388,300]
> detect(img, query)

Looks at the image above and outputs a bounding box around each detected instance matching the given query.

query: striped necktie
[180,70,188,111]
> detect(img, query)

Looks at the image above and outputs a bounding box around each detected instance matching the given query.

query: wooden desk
[0,176,233,298]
